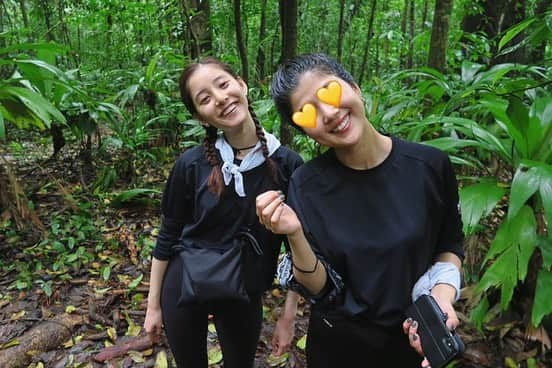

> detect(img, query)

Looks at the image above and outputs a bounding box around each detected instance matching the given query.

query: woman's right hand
[256,191,302,236]
[144,304,163,344]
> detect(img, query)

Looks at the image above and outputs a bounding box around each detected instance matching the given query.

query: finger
[256,191,280,210]
[270,203,285,228]
[421,357,431,368]
[403,317,413,334]
[409,332,423,355]
[261,195,285,226]
[256,191,281,219]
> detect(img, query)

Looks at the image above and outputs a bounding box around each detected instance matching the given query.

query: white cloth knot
[215,130,281,197]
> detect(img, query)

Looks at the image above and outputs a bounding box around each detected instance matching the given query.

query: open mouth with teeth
[220,102,239,117]
[330,113,351,133]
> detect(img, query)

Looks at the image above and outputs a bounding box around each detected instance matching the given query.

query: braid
[203,126,224,196]
[248,102,279,187]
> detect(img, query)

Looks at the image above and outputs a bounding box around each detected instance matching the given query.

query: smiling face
[290,71,367,148]
[185,63,250,132]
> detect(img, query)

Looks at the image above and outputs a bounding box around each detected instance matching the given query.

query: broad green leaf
[422,137,480,153]
[531,269,552,326]
[507,97,531,157]
[0,86,65,127]
[470,296,489,332]
[461,61,484,83]
[498,18,536,51]
[145,53,161,86]
[0,42,67,55]
[512,207,537,282]
[459,180,506,235]
[538,238,552,270]
[539,168,552,229]
[509,164,540,220]
[479,94,525,158]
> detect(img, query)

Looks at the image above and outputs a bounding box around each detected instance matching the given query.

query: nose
[319,103,340,125]
[214,90,228,106]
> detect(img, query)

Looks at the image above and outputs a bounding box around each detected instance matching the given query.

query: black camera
[405,294,465,368]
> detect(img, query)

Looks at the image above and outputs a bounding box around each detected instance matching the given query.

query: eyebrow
[194,75,227,101]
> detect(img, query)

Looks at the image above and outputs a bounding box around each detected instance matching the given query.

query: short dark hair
[270,53,356,132]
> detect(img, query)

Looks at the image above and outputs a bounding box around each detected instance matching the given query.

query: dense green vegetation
[0,0,551,367]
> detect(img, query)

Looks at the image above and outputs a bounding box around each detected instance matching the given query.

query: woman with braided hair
[144,57,303,367]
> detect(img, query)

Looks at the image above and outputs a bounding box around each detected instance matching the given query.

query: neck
[334,122,392,170]
[223,115,258,149]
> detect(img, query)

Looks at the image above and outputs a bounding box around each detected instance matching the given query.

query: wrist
[431,283,456,304]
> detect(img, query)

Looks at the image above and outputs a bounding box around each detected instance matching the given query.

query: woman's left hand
[403,284,459,367]
[271,315,296,356]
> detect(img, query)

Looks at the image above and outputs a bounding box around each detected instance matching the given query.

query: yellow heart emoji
[292,103,317,128]
[316,81,342,107]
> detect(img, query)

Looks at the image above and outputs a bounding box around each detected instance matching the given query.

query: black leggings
[161,255,263,368]
[306,310,422,368]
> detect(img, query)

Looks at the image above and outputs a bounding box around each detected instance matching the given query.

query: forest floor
[1,138,551,367]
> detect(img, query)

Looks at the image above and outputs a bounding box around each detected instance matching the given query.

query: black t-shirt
[153,144,303,293]
[287,136,464,327]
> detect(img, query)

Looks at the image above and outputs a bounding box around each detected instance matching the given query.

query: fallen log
[94,335,153,362]
[0,313,85,368]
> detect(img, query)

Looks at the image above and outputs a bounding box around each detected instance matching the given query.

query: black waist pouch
[405,294,465,368]
[175,231,263,306]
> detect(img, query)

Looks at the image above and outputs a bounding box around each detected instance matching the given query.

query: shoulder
[173,145,207,174]
[272,145,304,165]
[289,149,333,188]
[393,136,451,173]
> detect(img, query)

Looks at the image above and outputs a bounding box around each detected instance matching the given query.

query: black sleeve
[285,175,344,304]
[152,158,194,261]
[434,155,465,260]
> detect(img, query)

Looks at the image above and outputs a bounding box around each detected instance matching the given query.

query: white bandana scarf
[215,130,281,197]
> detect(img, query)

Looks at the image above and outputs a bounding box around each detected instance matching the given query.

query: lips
[330,113,350,133]
[220,102,239,117]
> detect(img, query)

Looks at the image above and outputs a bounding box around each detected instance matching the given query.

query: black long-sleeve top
[153,144,303,294]
[287,136,464,327]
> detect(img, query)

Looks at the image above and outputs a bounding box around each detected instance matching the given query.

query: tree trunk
[278,0,298,146]
[421,0,429,32]
[256,0,268,82]
[461,0,528,64]
[233,0,248,81]
[337,0,346,62]
[0,1,4,49]
[428,0,454,72]
[400,0,408,68]
[358,0,377,87]
[17,0,29,30]
[407,0,415,68]
[0,313,84,368]
[182,0,211,59]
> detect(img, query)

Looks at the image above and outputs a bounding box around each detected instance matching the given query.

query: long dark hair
[270,53,356,132]
[179,57,278,196]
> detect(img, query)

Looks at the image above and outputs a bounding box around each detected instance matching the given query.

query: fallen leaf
[208,346,223,365]
[10,310,25,320]
[296,334,307,350]
[155,350,168,368]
